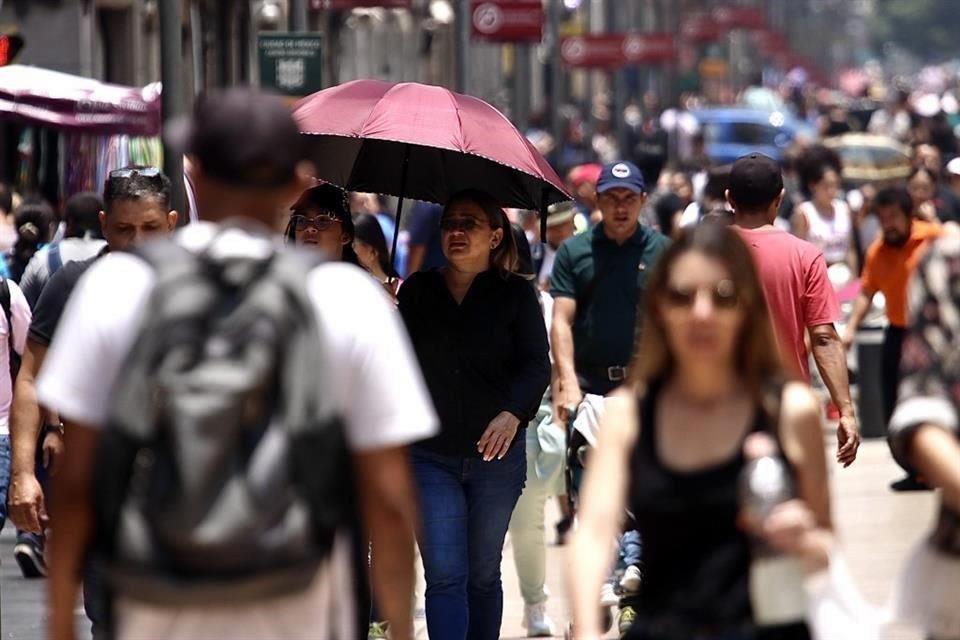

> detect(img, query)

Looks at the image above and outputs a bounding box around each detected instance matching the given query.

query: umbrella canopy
[0,65,162,136]
[293,80,570,213]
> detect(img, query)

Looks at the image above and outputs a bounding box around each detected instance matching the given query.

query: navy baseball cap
[596,161,646,194]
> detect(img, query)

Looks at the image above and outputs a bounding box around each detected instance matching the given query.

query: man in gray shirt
[19,192,106,308]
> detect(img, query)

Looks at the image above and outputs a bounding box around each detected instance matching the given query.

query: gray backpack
[93,227,353,606]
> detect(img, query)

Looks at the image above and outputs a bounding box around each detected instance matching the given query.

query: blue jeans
[0,434,46,548]
[620,530,642,568]
[412,440,526,640]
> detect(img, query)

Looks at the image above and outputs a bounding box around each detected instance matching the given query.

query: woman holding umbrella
[398,189,550,640]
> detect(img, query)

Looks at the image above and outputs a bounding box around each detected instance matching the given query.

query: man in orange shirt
[841,186,943,490]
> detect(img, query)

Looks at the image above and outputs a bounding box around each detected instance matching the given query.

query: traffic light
[0,33,24,66]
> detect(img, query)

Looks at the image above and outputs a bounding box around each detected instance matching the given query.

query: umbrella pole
[392,144,411,264]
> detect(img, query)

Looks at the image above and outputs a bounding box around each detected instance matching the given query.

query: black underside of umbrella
[302,134,569,213]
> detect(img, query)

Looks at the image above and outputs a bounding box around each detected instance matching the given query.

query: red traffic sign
[471,0,544,43]
[0,33,24,66]
[752,28,789,55]
[311,0,411,9]
[711,5,766,30]
[679,13,722,43]
[561,33,674,68]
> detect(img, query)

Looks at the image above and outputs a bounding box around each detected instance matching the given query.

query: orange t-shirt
[861,220,943,327]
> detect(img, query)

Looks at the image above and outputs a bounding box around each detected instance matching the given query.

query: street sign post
[257,33,324,97]
[560,33,674,68]
[470,0,544,43]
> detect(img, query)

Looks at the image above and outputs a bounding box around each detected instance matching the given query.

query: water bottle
[739,432,808,627]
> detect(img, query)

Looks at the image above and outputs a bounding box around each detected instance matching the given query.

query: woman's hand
[758,499,817,556]
[477,411,521,461]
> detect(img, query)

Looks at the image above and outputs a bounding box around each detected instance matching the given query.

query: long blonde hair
[628,223,786,403]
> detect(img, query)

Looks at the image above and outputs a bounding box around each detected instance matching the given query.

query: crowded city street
[2,1,960,640]
[1,440,940,639]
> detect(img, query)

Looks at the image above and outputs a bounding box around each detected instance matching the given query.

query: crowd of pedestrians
[0,82,956,640]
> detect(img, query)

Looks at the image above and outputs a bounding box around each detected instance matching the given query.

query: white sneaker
[619,565,642,592]
[522,602,554,637]
[599,582,619,607]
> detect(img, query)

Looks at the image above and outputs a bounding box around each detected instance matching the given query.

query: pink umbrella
[293,80,571,256]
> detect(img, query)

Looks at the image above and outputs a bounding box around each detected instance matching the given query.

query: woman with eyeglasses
[569,223,833,640]
[397,189,550,640]
[285,184,359,264]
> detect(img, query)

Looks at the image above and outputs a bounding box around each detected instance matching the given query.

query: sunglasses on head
[439,217,490,233]
[109,167,162,180]
[662,279,740,310]
[291,212,342,231]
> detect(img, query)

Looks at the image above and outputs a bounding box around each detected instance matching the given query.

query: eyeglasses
[662,279,740,310]
[291,213,341,231]
[109,167,162,179]
[439,217,490,233]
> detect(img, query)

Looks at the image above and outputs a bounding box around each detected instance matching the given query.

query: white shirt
[0,280,29,435]
[797,200,852,266]
[36,225,438,640]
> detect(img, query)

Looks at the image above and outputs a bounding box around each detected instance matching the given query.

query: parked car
[692,107,816,165]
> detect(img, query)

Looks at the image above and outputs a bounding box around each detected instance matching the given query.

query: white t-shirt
[797,200,852,266]
[36,224,438,640]
[0,280,29,434]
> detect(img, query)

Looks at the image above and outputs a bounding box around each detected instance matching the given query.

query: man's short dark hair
[0,183,12,215]
[728,153,784,212]
[103,166,171,213]
[874,186,913,217]
[63,192,105,239]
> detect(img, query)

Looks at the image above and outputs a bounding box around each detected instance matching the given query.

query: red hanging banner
[470,0,544,43]
[561,33,674,69]
[311,0,412,9]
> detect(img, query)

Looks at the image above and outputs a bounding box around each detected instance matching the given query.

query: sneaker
[599,582,619,607]
[522,603,554,637]
[368,621,390,639]
[618,606,638,638]
[890,475,932,492]
[619,565,642,592]
[13,541,47,578]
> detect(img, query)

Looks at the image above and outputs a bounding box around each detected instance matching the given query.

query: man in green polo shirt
[550,160,669,422]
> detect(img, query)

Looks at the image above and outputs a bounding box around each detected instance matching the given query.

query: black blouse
[398,269,550,458]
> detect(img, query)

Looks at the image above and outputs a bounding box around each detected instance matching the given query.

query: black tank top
[626,379,792,635]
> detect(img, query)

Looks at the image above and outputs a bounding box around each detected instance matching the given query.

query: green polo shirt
[550,223,669,372]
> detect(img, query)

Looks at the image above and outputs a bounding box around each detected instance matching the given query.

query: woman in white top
[791,166,854,268]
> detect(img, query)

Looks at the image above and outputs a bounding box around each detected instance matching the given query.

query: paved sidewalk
[0,441,939,639]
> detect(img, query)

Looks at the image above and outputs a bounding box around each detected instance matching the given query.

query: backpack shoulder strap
[0,277,19,382]
[47,244,63,274]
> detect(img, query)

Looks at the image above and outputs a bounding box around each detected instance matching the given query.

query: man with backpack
[19,191,107,309]
[7,168,177,591]
[37,88,436,640]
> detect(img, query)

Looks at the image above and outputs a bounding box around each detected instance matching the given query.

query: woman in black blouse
[398,190,550,640]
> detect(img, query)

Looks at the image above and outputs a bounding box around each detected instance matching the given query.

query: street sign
[311,0,411,8]
[470,0,544,43]
[753,28,789,55]
[257,33,323,97]
[679,13,722,43]
[711,5,766,30]
[560,33,674,69]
